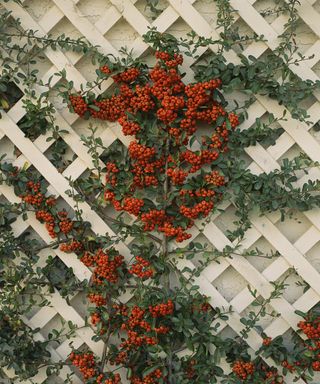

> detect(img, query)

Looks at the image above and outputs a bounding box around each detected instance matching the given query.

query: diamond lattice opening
[306,240,320,273]
[23,0,54,21]
[242,236,279,272]
[1,81,24,112]
[135,0,169,23]
[43,256,80,298]
[77,0,112,24]
[165,17,193,41]
[193,0,219,26]
[104,16,140,51]
[240,298,277,332]
[253,0,287,24]
[281,271,309,304]
[213,204,243,241]
[44,138,77,174]
[275,210,311,244]
[50,17,83,61]
[294,18,318,54]
[213,265,249,302]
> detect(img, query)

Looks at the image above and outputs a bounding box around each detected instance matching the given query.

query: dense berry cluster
[298,316,320,340]
[69,352,97,380]
[128,256,153,279]
[232,360,255,381]
[22,181,43,206]
[120,303,170,336]
[261,366,284,384]
[69,50,239,242]
[91,248,125,285]
[111,301,172,383]
[58,210,73,234]
[69,95,88,117]
[60,239,83,253]
[69,352,121,384]
[232,358,284,384]
[149,300,174,318]
[131,368,162,384]
[88,293,107,307]
[297,314,320,370]
[35,209,56,238]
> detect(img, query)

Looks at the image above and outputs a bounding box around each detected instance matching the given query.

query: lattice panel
[2,0,320,383]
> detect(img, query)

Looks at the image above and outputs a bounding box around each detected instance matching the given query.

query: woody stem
[100,300,113,371]
[162,137,174,383]
[162,137,170,291]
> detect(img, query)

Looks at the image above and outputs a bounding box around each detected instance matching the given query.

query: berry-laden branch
[68,49,239,244]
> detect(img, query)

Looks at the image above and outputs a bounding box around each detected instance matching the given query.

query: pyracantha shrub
[3,1,320,382]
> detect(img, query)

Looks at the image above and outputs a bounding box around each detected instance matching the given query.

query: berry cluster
[20,181,86,243]
[191,300,212,314]
[92,248,124,285]
[312,361,320,371]
[232,360,255,381]
[298,316,320,339]
[90,311,101,326]
[22,181,43,206]
[58,210,73,234]
[140,208,193,241]
[88,293,107,307]
[128,256,154,279]
[179,200,214,220]
[166,167,187,185]
[36,209,56,238]
[100,65,112,75]
[131,368,163,384]
[261,365,284,384]
[69,351,121,384]
[262,337,272,346]
[158,221,192,242]
[112,67,140,83]
[18,179,91,257]
[121,197,144,216]
[118,116,141,136]
[185,359,197,380]
[205,170,225,186]
[69,95,88,117]
[114,300,173,357]
[60,240,83,253]
[69,352,97,380]
[149,300,174,318]
[80,251,95,267]
[119,307,155,349]
[281,360,295,372]
[97,373,121,384]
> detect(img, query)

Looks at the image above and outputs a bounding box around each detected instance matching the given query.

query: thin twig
[100,325,112,371]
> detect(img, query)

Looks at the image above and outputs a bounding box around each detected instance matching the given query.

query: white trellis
[2,0,320,383]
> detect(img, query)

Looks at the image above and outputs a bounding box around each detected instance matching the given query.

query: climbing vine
[1,1,320,383]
